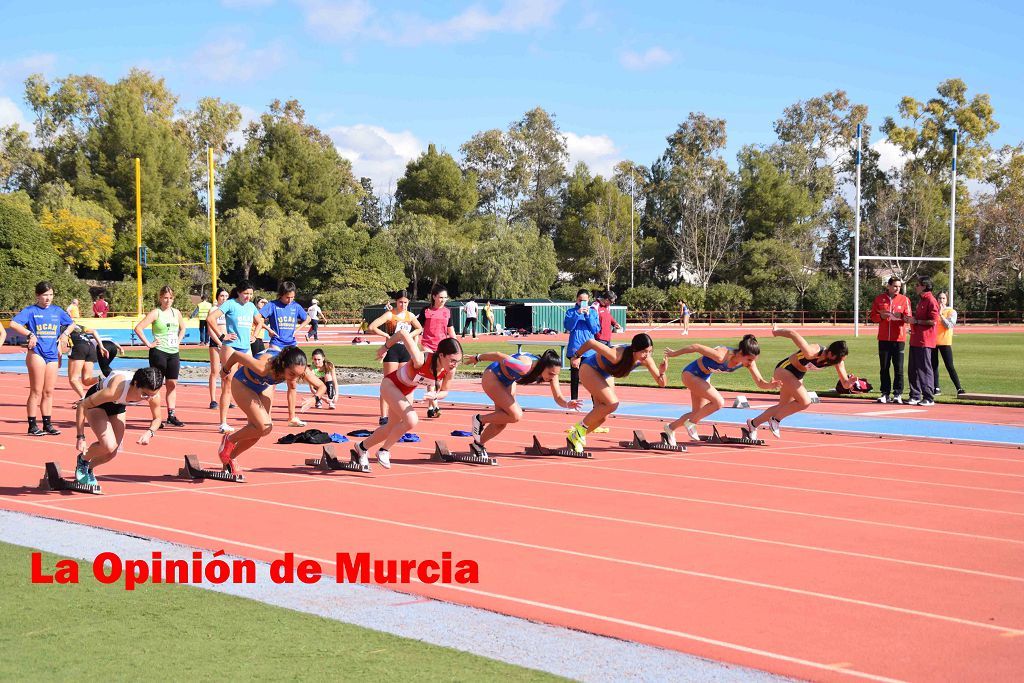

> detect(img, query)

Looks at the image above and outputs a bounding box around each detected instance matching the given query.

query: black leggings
[325,379,337,400]
[570,367,580,400]
[931,345,962,392]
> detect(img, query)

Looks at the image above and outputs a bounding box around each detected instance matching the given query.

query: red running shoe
[218,434,237,472]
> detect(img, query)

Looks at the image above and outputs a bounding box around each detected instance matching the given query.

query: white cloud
[297,0,376,41]
[328,124,423,193]
[225,104,261,151]
[564,131,620,178]
[872,139,908,174]
[191,38,285,82]
[0,53,57,88]
[0,97,31,131]
[620,46,673,71]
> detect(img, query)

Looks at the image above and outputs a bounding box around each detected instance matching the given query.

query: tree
[882,79,999,180]
[266,209,316,285]
[221,99,360,229]
[218,207,281,279]
[39,208,114,270]
[0,124,41,192]
[461,218,558,298]
[582,177,635,291]
[460,128,518,220]
[508,107,568,235]
[358,177,384,231]
[395,143,478,222]
[385,213,459,298]
[180,96,242,188]
[653,113,738,291]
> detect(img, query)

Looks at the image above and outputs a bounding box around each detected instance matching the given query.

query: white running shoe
[876,395,888,404]
[907,398,921,406]
[377,449,391,469]
[219,423,235,434]
[919,400,935,407]
[745,419,759,441]
[662,425,676,447]
[768,418,781,439]
[683,419,700,441]
[892,395,904,405]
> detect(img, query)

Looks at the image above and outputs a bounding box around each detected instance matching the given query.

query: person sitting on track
[566,333,667,453]
[216,345,328,476]
[73,368,165,486]
[464,349,583,452]
[661,334,780,445]
[746,327,858,440]
[310,348,336,409]
[353,331,462,469]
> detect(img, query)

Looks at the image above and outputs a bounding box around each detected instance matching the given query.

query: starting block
[618,430,687,452]
[524,435,592,459]
[732,395,750,409]
[40,461,102,495]
[305,445,371,473]
[179,454,245,482]
[431,440,498,466]
[698,425,765,446]
[808,391,821,404]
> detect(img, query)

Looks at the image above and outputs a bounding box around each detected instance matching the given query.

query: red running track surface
[0,373,1022,682]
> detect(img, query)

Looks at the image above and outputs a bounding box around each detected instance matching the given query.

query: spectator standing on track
[870,276,912,404]
[679,300,691,335]
[193,294,213,344]
[133,285,187,427]
[92,292,109,318]
[905,276,940,406]
[305,298,325,341]
[595,291,622,346]
[932,291,965,397]
[564,289,600,401]
[417,284,457,418]
[67,298,81,319]
[462,297,479,339]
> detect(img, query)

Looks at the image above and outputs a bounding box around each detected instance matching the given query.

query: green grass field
[128,332,1024,404]
[1,541,559,680]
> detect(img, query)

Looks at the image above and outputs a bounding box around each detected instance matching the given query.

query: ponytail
[517,349,561,385]
[269,346,308,378]
[737,334,760,357]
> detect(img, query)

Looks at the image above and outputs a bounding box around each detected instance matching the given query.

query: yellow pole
[208,147,217,295]
[135,157,143,316]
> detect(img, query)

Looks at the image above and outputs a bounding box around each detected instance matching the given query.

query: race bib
[395,321,412,334]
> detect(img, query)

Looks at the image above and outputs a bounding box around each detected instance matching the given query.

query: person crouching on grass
[73,368,164,486]
[352,331,463,470]
[216,346,329,476]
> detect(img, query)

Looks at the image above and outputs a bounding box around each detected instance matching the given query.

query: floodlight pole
[853,124,862,337]
[630,172,635,289]
[949,130,958,307]
[135,157,143,317]
[208,147,218,294]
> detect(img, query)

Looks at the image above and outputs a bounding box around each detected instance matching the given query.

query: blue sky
[2,0,1022,191]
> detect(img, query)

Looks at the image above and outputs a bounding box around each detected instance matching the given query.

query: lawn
[126,332,1024,403]
[1,541,559,681]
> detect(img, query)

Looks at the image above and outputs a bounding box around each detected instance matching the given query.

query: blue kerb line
[333,385,1024,448]
[4,358,1020,447]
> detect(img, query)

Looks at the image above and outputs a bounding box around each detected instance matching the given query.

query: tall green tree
[0,124,41,192]
[461,217,557,298]
[508,107,568,235]
[395,143,477,222]
[460,128,518,220]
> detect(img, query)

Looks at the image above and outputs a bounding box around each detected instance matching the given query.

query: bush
[705,283,752,312]
[664,283,706,312]
[751,282,797,311]
[620,285,665,323]
[807,275,849,313]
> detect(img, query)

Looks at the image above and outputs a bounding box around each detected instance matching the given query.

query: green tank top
[152,307,180,354]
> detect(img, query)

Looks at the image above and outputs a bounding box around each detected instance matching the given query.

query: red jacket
[909,292,940,348]
[869,293,911,342]
[595,303,616,342]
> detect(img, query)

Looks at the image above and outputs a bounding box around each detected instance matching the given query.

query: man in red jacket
[905,276,940,406]
[869,276,911,404]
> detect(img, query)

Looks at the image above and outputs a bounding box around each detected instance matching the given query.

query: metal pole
[208,147,217,294]
[135,157,143,317]
[949,130,957,307]
[853,124,862,337]
[630,172,635,289]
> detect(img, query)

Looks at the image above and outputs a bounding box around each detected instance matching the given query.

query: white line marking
[856,409,928,416]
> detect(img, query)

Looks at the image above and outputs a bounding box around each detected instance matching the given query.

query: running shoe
[166,414,186,427]
[218,434,236,470]
[28,426,44,436]
[683,419,700,441]
[892,395,904,405]
[377,449,391,469]
[472,414,483,439]
[907,398,921,406]
[427,407,441,419]
[378,416,389,426]
[876,395,889,404]
[219,423,235,434]
[43,424,61,435]
[662,425,676,446]
[767,417,782,439]
[745,419,759,441]
[957,388,966,396]
[288,418,307,427]
[919,400,935,407]
[353,442,369,468]
[566,424,587,453]
[75,455,91,485]
[934,387,942,395]
[209,401,218,410]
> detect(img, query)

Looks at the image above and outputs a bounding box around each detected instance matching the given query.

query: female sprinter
[134,285,187,427]
[353,331,462,469]
[72,368,164,486]
[206,288,230,410]
[310,348,336,409]
[216,346,328,476]
[67,323,117,403]
[9,281,77,435]
[464,350,582,452]
[368,290,422,425]
[207,281,264,434]
[661,334,779,444]
[566,333,666,453]
[746,327,857,440]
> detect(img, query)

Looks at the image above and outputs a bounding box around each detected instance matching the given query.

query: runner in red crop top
[352,330,463,470]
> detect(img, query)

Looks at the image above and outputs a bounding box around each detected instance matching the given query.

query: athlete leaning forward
[464,349,583,454]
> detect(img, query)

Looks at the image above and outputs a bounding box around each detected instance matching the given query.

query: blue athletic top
[233,348,281,393]
[581,345,636,379]
[260,299,307,348]
[487,353,538,387]
[219,298,259,352]
[683,347,742,381]
[13,304,74,362]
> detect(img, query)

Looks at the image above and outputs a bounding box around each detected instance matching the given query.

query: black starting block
[524,435,592,459]
[698,425,765,446]
[40,461,102,495]
[618,430,688,452]
[431,440,498,466]
[179,454,245,482]
[305,445,371,473]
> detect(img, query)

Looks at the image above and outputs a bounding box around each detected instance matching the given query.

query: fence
[624,309,1024,326]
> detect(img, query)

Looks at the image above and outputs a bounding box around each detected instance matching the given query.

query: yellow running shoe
[566,424,587,453]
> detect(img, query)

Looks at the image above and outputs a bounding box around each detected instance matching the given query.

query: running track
[0,372,1022,681]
